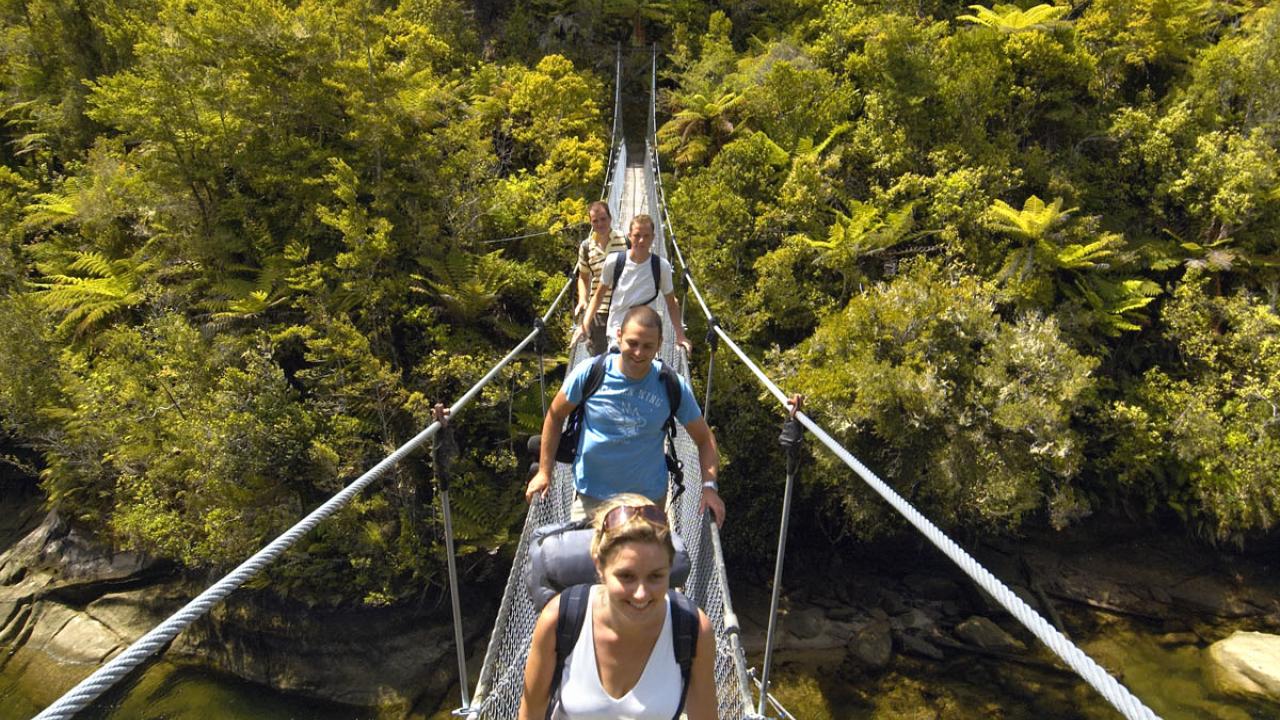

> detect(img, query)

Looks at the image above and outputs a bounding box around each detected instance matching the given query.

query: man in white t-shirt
[581,214,691,353]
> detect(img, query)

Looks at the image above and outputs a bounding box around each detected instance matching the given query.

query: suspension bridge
[30,47,1164,720]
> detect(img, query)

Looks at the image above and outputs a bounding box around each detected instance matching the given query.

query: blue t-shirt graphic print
[563,355,701,501]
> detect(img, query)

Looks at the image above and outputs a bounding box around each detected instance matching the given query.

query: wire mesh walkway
[464,122,751,719]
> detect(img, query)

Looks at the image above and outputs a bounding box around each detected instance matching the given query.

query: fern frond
[958,3,1069,33]
[23,191,77,229]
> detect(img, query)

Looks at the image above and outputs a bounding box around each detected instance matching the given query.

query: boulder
[826,606,857,623]
[86,587,186,641]
[168,595,494,713]
[955,616,1025,653]
[787,607,826,640]
[895,608,934,632]
[46,612,124,665]
[903,573,961,601]
[0,511,154,595]
[847,621,892,668]
[1206,631,1280,702]
[899,632,944,660]
[1170,577,1259,618]
[24,602,123,665]
[878,589,908,615]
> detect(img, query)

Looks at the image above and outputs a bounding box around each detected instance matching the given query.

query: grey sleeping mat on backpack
[526,521,691,611]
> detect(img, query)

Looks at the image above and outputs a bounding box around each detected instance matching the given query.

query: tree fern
[808,201,916,260]
[23,190,78,229]
[657,91,744,167]
[200,251,299,327]
[32,250,156,338]
[1054,232,1125,271]
[988,195,1076,242]
[958,3,1070,33]
[1075,277,1163,336]
[989,196,1160,333]
[412,249,518,332]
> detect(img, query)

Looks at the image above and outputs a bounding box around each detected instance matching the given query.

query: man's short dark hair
[629,214,655,233]
[621,305,663,337]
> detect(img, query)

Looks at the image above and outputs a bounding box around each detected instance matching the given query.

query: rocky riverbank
[728,520,1280,718]
[0,491,493,717]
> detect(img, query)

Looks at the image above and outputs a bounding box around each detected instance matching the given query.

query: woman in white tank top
[519,495,717,720]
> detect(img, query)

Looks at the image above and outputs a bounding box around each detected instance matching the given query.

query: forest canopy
[0,0,1277,605]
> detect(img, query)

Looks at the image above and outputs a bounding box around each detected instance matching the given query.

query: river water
[0,659,367,720]
[768,611,1271,720]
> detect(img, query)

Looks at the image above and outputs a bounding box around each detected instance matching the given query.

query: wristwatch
[702,481,719,492]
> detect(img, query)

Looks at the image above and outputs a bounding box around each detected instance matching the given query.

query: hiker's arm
[664,291,690,352]
[518,597,560,720]
[582,278,607,340]
[573,244,590,317]
[525,391,576,504]
[684,610,718,720]
[685,417,723,526]
[575,266,590,318]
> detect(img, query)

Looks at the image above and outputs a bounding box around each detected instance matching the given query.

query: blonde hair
[590,493,675,569]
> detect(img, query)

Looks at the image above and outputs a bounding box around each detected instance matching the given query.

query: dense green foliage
[0,0,613,604]
[661,1,1280,547]
[0,0,1277,607]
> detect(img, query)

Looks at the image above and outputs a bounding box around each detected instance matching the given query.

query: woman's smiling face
[597,540,670,622]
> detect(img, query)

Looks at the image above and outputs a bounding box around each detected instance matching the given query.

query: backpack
[545,583,699,720]
[609,250,663,308]
[526,520,691,611]
[554,353,686,501]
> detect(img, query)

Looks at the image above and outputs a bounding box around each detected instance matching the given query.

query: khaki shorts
[570,492,671,523]
[570,493,609,523]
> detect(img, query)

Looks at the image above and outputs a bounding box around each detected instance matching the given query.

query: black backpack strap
[556,354,613,464]
[583,351,611,399]
[547,584,593,720]
[657,363,685,502]
[609,250,626,289]
[657,363,682,420]
[668,590,699,720]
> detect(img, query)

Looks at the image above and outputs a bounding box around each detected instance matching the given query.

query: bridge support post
[758,400,804,718]
[432,405,472,715]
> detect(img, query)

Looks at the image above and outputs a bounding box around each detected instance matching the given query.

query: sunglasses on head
[601,504,668,532]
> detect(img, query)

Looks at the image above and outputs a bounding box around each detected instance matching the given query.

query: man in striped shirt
[575,200,628,356]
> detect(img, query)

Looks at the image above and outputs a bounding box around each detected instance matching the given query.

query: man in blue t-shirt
[525,306,725,526]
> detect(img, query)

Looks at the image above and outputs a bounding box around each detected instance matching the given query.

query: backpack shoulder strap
[657,363,682,423]
[668,590,699,720]
[610,250,626,289]
[656,362,686,502]
[649,254,661,295]
[581,352,610,402]
[547,584,592,720]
